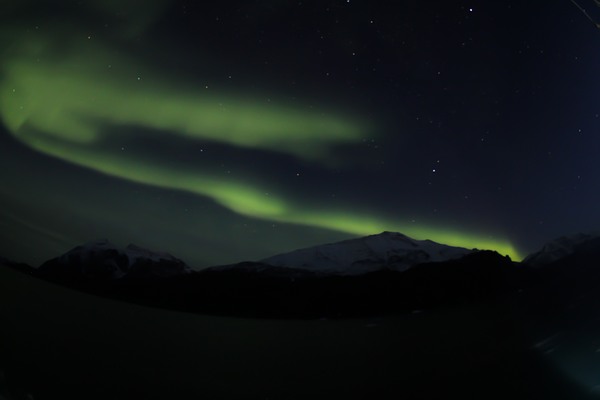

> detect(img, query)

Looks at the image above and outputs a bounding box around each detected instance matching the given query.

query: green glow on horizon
[0,27,522,261]
[13,129,522,261]
[276,212,522,260]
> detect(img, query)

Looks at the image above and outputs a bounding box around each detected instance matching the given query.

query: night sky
[1,0,599,268]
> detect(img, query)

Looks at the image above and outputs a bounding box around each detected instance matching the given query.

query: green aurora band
[1,31,363,160]
[0,26,522,261]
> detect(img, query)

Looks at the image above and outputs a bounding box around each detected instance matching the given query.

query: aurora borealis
[1,0,599,266]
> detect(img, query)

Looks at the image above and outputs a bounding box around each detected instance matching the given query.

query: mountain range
[258,231,475,275]
[2,231,599,318]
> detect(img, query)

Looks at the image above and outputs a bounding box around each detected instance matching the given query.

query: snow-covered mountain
[0,234,525,318]
[523,232,600,267]
[260,231,476,275]
[38,239,192,280]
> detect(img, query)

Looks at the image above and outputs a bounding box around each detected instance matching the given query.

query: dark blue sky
[0,0,599,267]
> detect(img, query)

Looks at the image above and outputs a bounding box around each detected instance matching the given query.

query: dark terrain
[2,242,600,399]
[34,250,520,318]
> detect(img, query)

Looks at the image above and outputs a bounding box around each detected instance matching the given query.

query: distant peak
[126,243,149,252]
[83,239,116,248]
[43,239,193,279]
[125,243,177,260]
[524,231,600,266]
[261,231,474,275]
[369,231,413,241]
[377,231,407,237]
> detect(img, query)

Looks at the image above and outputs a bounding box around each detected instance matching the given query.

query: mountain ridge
[258,231,476,275]
[37,239,192,281]
[0,232,522,318]
[1,230,598,318]
[523,232,600,267]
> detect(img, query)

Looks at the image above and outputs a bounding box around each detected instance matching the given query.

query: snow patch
[523,232,600,266]
[260,231,474,275]
[54,239,192,279]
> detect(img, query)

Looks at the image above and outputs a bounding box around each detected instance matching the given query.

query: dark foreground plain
[0,265,596,400]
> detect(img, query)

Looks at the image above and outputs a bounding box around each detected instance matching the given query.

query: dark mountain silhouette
[2,232,599,319]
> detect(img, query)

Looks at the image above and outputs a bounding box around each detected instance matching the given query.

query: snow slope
[39,239,192,279]
[260,231,475,275]
[523,232,600,267]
